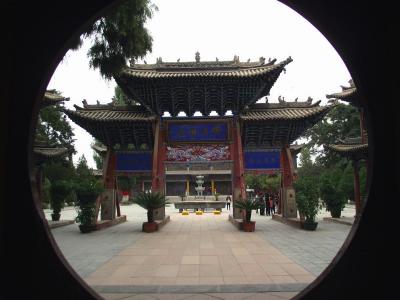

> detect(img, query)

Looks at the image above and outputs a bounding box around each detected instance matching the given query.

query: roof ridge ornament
[129,57,135,67]
[278,95,285,103]
[259,57,265,65]
[306,96,313,104]
[195,51,200,63]
[233,55,240,63]
[156,57,163,64]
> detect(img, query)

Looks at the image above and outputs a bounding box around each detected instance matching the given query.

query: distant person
[226,195,231,210]
[265,196,271,216]
[269,196,275,215]
[259,194,265,215]
[255,194,259,213]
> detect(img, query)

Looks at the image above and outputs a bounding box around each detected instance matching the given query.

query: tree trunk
[245,210,252,223]
[147,210,154,223]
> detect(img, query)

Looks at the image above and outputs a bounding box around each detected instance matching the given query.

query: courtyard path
[47,204,353,299]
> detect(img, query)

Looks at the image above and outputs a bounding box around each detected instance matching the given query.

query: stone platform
[174,201,226,211]
[271,214,302,228]
[47,219,75,229]
[95,215,127,231]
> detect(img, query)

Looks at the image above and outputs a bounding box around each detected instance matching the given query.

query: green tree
[320,169,346,217]
[70,0,158,79]
[76,155,92,179]
[91,140,105,170]
[294,176,320,222]
[113,86,129,104]
[302,103,360,166]
[36,103,76,156]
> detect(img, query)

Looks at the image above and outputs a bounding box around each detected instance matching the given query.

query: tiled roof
[337,137,363,145]
[326,143,368,154]
[63,107,155,122]
[42,90,69,108]
[33,147,69,158]
[290,144,304,155]
[326,86,357,100]
[122,57,292,79]
[91,144,107,154]
[240,103,333,121]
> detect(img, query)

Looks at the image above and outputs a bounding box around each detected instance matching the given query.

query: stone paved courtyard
[45,204,354,299]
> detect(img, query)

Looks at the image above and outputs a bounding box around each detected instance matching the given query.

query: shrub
[134,192,166,222]
[233,197,260,222]
[320,172,346,217]
[294,176,320,222]
[49,180,71,215]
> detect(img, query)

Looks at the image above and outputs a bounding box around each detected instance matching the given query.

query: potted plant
[294,176,320,230]
[117,175,135,203]
[134,192,167,233]
[320,172,346,218]
[233,197,260,232]
[49,180,70,221]
[74,178,103,233]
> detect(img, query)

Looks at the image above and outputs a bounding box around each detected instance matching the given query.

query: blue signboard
[244,150,281,170]
[116,152,152,171]
[168,122,228,142]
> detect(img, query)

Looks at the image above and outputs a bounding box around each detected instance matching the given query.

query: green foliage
[113,86,129,104]
[262,174,281,194]
[337,162,355,202]
[76,155,92,179]
[75,202,96,226]
[302,103,361,166]
[44,160,76,182]
[117,175,136,191]
[91,140,104,170]
[42,177,51,209]
[245,173,281,194]
[36,103,75,155]
[134,192,166,211]
[233,197,260,222]
[134,192,166,222]
[320,171,346,216]
[49,180,72,214]
[74,154,104,224]
[75,0,158,79]
[294,176,320,222]
[43,160,75,211]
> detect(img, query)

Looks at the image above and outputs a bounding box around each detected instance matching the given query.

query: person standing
[226,195,231,210]
[265,195,270,216]
[269,196,275,215]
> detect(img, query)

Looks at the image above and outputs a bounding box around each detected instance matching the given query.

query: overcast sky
[47,0,351,169]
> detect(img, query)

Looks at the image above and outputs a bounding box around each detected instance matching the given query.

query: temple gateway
[64,54,335,221]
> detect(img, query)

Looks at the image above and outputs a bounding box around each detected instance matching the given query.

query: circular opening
[19,1,377,299]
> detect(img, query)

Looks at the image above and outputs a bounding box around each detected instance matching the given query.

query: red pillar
[232,119,246,218]
[151,118,166,220]
[151,118,165,193]
[281,146,294,187]
[97,150,117,221]
[280,145,297,218]
[353,159,362,217]
[233,120,246,198]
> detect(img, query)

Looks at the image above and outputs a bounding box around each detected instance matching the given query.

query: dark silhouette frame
[3,1,394,299]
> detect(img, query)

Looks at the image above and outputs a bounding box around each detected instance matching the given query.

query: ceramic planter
[301,221,318,231]
[51,213,61,221]
[142,221,158,233]
[242,221,256,232]
[79,224,96,233]
[330,209,342,218]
